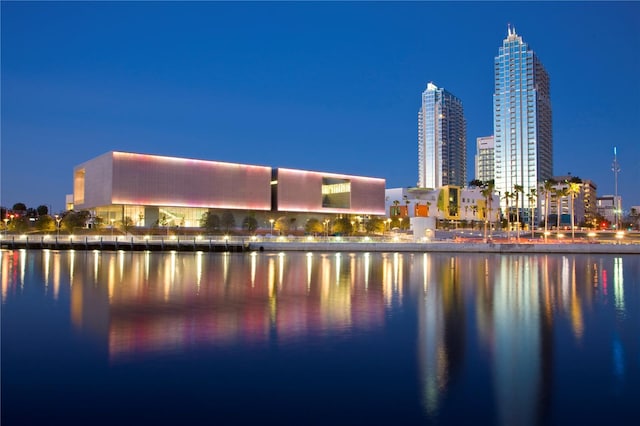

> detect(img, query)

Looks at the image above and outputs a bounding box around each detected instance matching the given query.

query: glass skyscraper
[418,82,466,189]
[493,26,552,212]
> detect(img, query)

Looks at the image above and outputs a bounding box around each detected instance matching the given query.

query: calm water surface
[2,249,638,425]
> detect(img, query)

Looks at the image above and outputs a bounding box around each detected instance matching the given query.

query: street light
[110,218,115,237]
[323,219,330,237]
[269,218,275,235]
[2,217,9,238]
[55,214,61,237]
[386,218,391,231]
[350,220,355,235]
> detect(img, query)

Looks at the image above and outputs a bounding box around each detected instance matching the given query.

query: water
[1,249,638,425]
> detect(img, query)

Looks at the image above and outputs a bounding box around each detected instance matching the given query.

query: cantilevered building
[72,151,386,229]
[418,82,466,189]
[493,25,552,212]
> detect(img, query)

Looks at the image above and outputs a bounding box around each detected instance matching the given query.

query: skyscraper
[493,25,552,213]
[418,82,466,189]
[475,135,495,182]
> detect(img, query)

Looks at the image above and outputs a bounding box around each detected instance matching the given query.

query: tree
[365,217,386,234]
[37,205,49,216]
[242,216,258,234]
[566,178,582,241]
[540,179,556,242]
[35,215,56,232]
[527,188,537,238]
[469,179,484,188]
[12,203,27,212]
[121,216,135,234]
[513,184,524,240]
[331,217,352,235]
[554,187,569,232]
[220,211,236,233]
[305,218,324,235]
[200,211,220,234]
[61,211,90,233]
[480,180,495,242]
[502,191,512,240]
[275,216,288,235]
[391,200,400,217]
[9,215,30,233]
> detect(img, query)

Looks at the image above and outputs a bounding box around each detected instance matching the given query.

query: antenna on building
[612,146,621,229]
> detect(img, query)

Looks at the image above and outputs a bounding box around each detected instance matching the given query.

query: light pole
[612,146,621,230]
[269,218,274,235]
[323,219,329,237]
[110,218,115,237]
[350,220,355,236]
[3,217,8,237]
[55,214,61,237]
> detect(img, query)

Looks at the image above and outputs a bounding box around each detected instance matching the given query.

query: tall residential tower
[418,82,466,189]
[493,26,552,212]
[475,135,495,182]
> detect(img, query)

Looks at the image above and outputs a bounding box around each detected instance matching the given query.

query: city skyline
[1,2,639,213]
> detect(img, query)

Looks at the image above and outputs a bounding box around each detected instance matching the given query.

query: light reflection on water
[1,249,638,425]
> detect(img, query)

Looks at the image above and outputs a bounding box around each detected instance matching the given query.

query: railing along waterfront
[1,231,639,253]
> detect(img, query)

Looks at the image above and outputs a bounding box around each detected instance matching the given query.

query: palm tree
[480,180,495,242]
[540,179,556,242]
[566,178,582,242]
[527,188,537,238]
[503,191,513,240]
[554,187,569,234]
[513,184,524,240]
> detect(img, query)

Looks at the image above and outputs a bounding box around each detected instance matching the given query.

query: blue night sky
[2,1,639,213]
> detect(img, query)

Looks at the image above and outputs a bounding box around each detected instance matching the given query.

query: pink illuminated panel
[276,168,385,215]
[110,152,272,210]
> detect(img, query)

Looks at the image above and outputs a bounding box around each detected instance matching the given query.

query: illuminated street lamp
[110,218,115,237]
[386,218,391,231]
[323,219,330,237]
[399,217,403,230]
[350,220,355,235]
[269,218,275,235]
[55,214,61,237]
[3,216,9,237]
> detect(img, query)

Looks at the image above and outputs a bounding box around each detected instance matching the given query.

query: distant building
[72,151,386,230]
[581,179,598,227]
[493,25,552,214]
[475,135,495,182]
[385,186,499,224]
[417,82,466,189]
[597,195,623,229]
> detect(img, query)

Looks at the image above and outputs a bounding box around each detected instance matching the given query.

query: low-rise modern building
[72,151,386,231]
[385,186,500,225]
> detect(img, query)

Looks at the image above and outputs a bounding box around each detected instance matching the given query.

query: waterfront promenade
[2,233,639,254]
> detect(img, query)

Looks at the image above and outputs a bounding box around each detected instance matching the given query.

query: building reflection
[1,248,637,422]
[44,251,391,362]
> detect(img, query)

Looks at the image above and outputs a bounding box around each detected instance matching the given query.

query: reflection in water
[1,249,638,424]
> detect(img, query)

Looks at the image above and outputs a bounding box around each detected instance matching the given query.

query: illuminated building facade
[475,135,495,183]
[418,82,466,189]
[73,151,386,229]
[493,25,552,213]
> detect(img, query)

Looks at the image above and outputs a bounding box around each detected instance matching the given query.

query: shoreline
[251,241,640,254]
[1,235,639,254]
